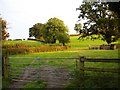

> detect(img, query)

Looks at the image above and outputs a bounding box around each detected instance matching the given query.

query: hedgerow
[2,44,69,55]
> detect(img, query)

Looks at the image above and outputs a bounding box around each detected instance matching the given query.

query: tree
[0,18,9,40]
[43,17,70,45]
[74,23,82,33]
[76,1,119,44]
[57,33,70,46]
[29,23,44,40]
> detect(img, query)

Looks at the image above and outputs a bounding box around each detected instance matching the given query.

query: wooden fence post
[2,56,9,79]
[79,56,85,87]
[79,56,85,73]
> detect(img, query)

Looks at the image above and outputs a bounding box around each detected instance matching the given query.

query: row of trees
[74,1,120,44]
[29,17,70,46]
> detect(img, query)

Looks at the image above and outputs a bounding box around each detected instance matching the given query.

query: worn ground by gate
[8,57,77,88]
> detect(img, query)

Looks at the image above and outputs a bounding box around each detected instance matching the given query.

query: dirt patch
[9,66,71,89]
[39,66,70,88]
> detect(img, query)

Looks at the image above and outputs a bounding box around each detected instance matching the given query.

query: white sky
[0,0,83,39]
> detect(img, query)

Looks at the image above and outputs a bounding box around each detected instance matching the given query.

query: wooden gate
[4,56,120,88]
[8,57,77,88]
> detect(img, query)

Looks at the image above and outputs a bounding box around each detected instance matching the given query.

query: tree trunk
[62,43,65,46]
[52,36,56,43]
[105,34,112,45]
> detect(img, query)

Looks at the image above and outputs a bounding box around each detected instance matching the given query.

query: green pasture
[4,36,119,88]
[6,36,119,76]
[69,36,107,48]
[2,40,43,47]
[9,49,119,71]
[69,36,119,48]
[9,49,119,88]
[3,36,119,49]
[10,49,118,58]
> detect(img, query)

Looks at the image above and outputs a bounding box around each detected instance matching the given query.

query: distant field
[2,40,43,47]
[4,36,119,49]
[3,36,109,48]
[69,36,119,49]
[69,36,105,48]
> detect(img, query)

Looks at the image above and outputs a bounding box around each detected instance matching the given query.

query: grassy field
[69,36,107,48]
[3,36,107,48]
[9,49,119,71]
[3,36,119,48]
[4,36,119,88]
[9,36,119,73]
[11,49,118,58]
[2,40,43,47]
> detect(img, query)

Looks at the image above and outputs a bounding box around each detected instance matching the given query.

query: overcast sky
[0,0,82,39]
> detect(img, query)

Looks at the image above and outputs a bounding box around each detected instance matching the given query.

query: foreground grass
[9,49,119,88]
[23,80,47,89]
[66,69,119,89]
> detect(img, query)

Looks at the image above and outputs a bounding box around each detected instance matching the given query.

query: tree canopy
[42,17,69,44]
[29,17,70,45]
[76,1,119,44]
[0,17,9,40]
[29,23,44,40]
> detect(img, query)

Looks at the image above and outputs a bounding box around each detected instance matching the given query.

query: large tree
[29,23,44,40]
[76,1,119,44]
[0,18,9,40]
[43,17,70,45]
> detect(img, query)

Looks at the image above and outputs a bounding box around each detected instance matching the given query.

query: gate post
[2,56,9,79]
[79,56,85,73]
[79,56,85,87]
